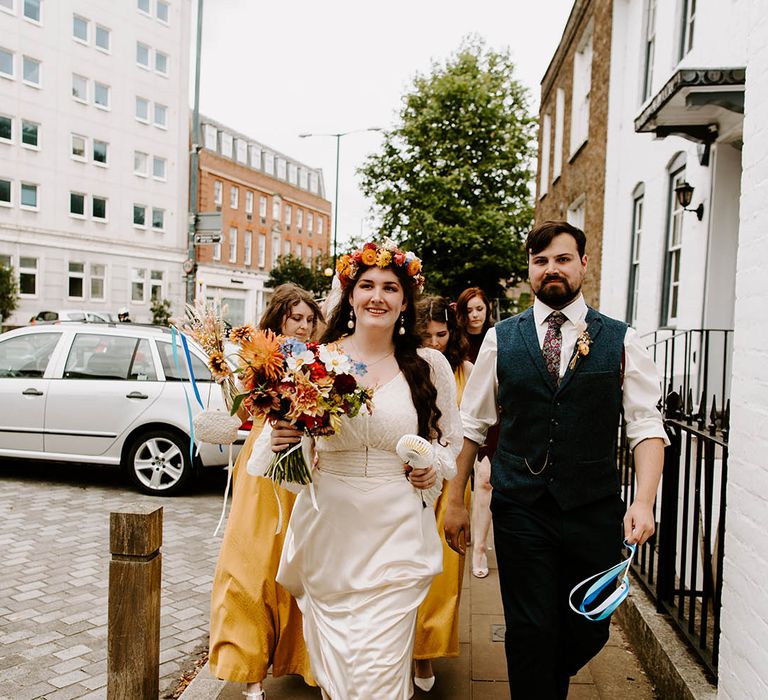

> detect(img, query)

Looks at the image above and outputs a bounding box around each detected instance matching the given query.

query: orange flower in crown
[336,239,425,291]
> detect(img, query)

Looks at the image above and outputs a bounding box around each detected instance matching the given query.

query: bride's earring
[348,309,355,330]
[398,314,406,335]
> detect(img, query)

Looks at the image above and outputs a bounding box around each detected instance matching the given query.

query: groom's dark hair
[526,220,587,258]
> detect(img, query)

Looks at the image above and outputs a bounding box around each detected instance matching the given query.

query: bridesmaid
[413,296,473,691]
[209,283,322,699]
[455,287,497,579]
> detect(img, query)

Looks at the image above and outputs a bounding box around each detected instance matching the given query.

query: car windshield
[0,332,61,378]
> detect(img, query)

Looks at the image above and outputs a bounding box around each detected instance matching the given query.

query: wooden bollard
[107,504,163,699]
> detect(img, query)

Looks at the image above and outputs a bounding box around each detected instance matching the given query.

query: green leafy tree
[150,298,172,326]
[0,264,19,325]
[267,254,334,296]
[360,36,536,299]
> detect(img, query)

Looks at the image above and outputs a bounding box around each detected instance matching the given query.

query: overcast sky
[196,0,575,251]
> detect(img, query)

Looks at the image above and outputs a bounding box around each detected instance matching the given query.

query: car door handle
[22,388,44,396]
[126,391,149,400]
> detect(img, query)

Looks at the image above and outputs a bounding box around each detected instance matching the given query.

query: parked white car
[0,323,249,495]
[31,310,114,324]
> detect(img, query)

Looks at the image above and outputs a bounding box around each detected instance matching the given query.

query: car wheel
[125,429,194,496]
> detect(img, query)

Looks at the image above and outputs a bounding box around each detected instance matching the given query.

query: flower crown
[336,239,425,291]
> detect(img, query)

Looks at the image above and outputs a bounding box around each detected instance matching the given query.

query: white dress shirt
[460,295,669,451]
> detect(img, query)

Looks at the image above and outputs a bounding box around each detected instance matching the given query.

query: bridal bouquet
[229,329,373,485]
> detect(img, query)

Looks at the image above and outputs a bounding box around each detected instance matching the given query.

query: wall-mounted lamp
[674,181,704,221]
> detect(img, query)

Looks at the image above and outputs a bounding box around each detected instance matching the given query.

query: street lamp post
[299,128,381,271]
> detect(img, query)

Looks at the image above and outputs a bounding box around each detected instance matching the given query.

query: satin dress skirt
[276,450,443,699]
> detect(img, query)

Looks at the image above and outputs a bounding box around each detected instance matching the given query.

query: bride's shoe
[414,659,435,692]
[472,550,489,578]
[413,675,435,692]
[243,684,265,699]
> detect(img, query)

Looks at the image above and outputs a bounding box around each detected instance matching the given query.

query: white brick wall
[718,1,768,697]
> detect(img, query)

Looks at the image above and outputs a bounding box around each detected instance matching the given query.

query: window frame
[72,74,88,103]
[153,103,167,129]
[20,119,39,149]
[229,227,238,263]
[22,0,40,24]
[18,255,38,297]
[133,150,149,176]
[92,139,108,166]
[661,167,687,326]
[89,263,105,300]
[154,50,168,76]
[151,207,165,231]
[92,195,107,222]
[244,231,253,266]
[626,189,644,325]
[136,41,151,69]
[0,47,14,80]
[71,133,87,161]
[0,177,11,207]
[69,191,86,218]
[67,261,85,299]
[72,14,89,43]
[131,267,146,303]
[135,96,150,123]
[95,24,111,52]
[156,0,170,24]
[569,22,593,158]
[22,55,41,87]
[133,203,147,229]
[94,82,110,110]
[20,181,38,210]
[0,114,12,143]
[152,155,166,181]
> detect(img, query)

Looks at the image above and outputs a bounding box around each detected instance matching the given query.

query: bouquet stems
[265,441,313,485]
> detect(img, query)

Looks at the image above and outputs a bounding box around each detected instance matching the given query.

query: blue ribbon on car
[171,327,205,464]
[568,540,637,621]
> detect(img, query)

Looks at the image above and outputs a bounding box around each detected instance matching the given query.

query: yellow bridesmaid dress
[413,363,472,660]
[209,423,315,684]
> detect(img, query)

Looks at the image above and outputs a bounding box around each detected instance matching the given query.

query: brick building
[195,116,331,325]
[534,0,612,307]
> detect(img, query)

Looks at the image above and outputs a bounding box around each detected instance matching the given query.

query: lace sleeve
[418,348,463,506]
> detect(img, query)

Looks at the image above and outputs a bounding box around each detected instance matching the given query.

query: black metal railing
[620,328,732,677]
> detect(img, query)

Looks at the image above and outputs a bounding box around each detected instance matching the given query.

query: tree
[267,254,333,295]
[0,263,19,325]
[359,36,536,299]
[150,298,172,326]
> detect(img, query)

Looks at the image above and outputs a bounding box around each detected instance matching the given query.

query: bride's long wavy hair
[321,264,442,443]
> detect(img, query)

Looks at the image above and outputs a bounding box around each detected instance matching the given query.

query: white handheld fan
[396,434,434,468]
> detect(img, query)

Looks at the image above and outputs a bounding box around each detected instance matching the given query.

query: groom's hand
[444,502,471,555]
[623,500,655,545]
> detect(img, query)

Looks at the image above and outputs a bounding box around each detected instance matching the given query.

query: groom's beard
[535,276,581,308]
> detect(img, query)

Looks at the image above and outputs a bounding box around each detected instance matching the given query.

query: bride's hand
[407,465,437,490]
[270,419,301,452]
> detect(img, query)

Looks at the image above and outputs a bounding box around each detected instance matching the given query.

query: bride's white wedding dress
[247,348,462,699]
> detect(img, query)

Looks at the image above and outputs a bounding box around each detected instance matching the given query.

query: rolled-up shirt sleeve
[460,328,499,446]
[623,327,670,449]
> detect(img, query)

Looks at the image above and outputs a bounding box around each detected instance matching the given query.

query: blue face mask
[568,540,637,622]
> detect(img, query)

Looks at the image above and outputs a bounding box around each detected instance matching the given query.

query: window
[0,178,10,205]
[288,163,297,185]
[133,150,148,175]
[157,343,212,383]
[155,50,168,75]
[93,140,108,164]
[71,134,86,160]
[258,234,266,267]
[553,88,564,179]
[19,256,37,295]
[264,152,274,174]
[220,131,233,158]
[68,261,84,298]
[203,124,217,150]
[95,25,110,51]
[20,182,37,209]
[133,204,146,227]
[284,240,291,256]
[626,191,643,325]
[276,158,286,180]
[72,74,88,102]
[570,23,593,157]
[285,205,292,228]
[567,195,585,232]
[244,231,252,266]
[295,243,302,260]
[230,186,239,209]
[296,209,303,230]
[0,115,11,142]
[150,270,163,301]
[64,335,156,381]
[22,56,40,86]
[135,96,149,122]
[236,139,247,163]
[136,42,150,68]
[137,0,150,14]
[271,234,280,266]
[90,263,105,299]
[307,247,313,266]
[245,191,253,215]
[0,332,61,379]
[229,227,238,263]
[679,0,695,59]
[213,180,222,206]
[23,0,39,22]
[0,48,13,79]
[250,145,262,169]
[152,156,166,180]
[662,169,686,325]
[213,241,221,261]
[151,208,164,230]
[21,119,38,148]
[153,103,167,128]
[73,15,88,42]
[307,212,313,233]
[70,192,85,216]
[92,195,107,220]
[641,0,656,102]
[94,82,110,109]
[259,195,267,218]
[272,198,280,221]
[539,113,551,198]
[300,169,308,190]
[131,268,146,302]
[317,217,324,235]
[156,0,169,23]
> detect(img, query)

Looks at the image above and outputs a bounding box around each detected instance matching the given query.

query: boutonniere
[568,320,592,370]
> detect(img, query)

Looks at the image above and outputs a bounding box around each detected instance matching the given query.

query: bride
[248,242,462,698]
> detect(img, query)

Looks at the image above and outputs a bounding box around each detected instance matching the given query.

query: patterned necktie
[542,311,567,384]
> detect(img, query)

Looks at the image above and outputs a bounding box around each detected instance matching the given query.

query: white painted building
[0,0,191,326]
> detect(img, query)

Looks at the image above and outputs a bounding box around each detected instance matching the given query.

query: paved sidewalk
[183,544,657,700]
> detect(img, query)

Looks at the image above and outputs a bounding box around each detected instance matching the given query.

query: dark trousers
[491,489,624,700]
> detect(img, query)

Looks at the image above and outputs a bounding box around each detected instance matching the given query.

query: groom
[444,220,667,698]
